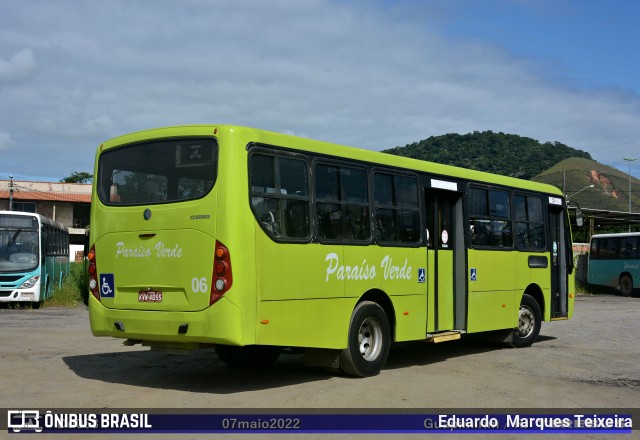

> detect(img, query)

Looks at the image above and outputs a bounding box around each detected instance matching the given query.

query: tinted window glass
[316,165,340,200]
[250,153,310,241]
[490,190,510,218]
[514,195,545,250]
[469,187,513,248]
[315,164,370,242]
[98,138,217,205]
[342,168,368,203]
[374,173,393,206]
[469,188,488,216]
[250,154,275,192]
[280,158,308,196]
[374,172,420,244]
[396,176,418,207]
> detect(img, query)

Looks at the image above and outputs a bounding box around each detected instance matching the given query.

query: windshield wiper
[8,229,22,248]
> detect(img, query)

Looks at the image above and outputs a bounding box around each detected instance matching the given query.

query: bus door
[426,187,466,332]
[549,204,569,318]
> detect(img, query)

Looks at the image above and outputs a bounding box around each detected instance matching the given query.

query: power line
[586,138,640,153]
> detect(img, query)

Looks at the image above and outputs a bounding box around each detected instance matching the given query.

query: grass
[575,282,617,296]
[46,262,88,307]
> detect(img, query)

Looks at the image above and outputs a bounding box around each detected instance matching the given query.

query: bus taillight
[211,240,232,305]
[87,245,100,302]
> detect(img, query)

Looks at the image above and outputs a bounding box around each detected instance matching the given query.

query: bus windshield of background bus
[0,216,39,272]
[98,138,218,206]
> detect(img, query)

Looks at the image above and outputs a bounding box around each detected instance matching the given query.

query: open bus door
[549,201,570,318]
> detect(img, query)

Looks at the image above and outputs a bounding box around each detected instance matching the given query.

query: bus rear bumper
[88,295,245,346]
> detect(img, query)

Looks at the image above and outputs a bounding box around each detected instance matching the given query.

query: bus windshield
[0,215,39,272]
[98,138,218,206]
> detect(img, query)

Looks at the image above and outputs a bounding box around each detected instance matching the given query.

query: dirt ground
[1,294,638,439]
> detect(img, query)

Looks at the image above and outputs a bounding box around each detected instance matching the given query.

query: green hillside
[533,157,640,212]
[383,131,591,180]
[383,131,639,213]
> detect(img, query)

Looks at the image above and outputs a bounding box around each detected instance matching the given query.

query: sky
[1,0,639,183]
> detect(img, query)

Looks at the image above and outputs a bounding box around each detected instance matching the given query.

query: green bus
[1,211,69,308]
[88,125,575,376]
[588,232,639,296]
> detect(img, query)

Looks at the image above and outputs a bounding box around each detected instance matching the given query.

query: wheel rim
[621,276,632,294]
[357,317,383,361]
[515,305,535,338]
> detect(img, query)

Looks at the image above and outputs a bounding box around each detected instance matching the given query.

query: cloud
[0,48,37,84]
[0,0,639,181]
[0,130,16,152]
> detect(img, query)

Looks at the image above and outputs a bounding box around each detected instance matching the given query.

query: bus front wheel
[339,301,390,377]
[620,274,633,297]
[509,294,542,348]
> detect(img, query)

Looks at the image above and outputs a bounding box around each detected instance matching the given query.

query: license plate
[21,292,35,300]
[138,291,163,302]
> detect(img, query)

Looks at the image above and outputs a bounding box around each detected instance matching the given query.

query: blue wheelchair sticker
[100,273,115,298]
[470,268,477,282]
[418,268,426,283]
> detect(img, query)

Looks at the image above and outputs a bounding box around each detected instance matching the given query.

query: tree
[60,171,93,184]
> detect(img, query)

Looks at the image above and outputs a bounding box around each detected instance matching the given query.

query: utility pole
[8,175,14,211]
[624,158,637,232]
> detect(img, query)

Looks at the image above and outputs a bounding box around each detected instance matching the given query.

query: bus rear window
[98,138,218,205]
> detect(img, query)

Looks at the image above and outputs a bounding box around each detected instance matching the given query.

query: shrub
[47,262,87,307]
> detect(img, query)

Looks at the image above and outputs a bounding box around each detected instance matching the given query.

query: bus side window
[285,201,308,238]
[621,236,638,258]
[373,173,419,245]
[249,153,310,241]
[514,195,545,250]
[590,238,599,258]
[315,164,369,243]
[469,187,513,248]
[600,238,618,259]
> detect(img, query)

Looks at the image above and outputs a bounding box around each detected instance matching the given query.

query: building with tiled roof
[0,179,91,258]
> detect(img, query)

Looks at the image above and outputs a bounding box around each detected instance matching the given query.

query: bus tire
[339,301,390,377]
[215,345,281,368]
[619,274,633,297]
[509,294,541,348]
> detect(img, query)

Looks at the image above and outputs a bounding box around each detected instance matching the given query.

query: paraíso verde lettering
[325,253,413,282]
[115,241,183,259]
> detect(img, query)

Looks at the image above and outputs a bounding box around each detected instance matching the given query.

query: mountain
[533,157,640,213]
[383,131,592,180]
[383,131,639,213]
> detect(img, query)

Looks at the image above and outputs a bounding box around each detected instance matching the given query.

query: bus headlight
[20,276,40,289]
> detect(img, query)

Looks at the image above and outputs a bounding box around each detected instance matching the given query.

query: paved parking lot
[1,294,638,438]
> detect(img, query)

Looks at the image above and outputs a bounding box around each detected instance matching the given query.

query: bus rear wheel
[339,301,390,377]
[215,345,281,368]
[619,274,633,297]
[509,294,541,348]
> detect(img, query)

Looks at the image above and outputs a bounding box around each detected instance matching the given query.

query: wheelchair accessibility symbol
[418,268,426,283]
[100,273,115,298]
